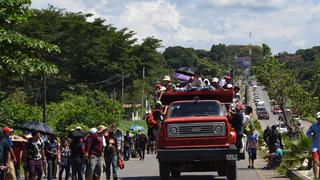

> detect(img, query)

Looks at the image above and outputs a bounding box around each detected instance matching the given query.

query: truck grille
[167,122,226,138]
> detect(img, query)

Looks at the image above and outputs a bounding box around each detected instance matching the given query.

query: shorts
[248,148,257,160]
[313,151,320,161]
[86,155,102,177]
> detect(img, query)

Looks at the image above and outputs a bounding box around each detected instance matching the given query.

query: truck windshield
[168,101,224,117]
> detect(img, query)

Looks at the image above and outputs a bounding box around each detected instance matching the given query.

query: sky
[31,0,320,54]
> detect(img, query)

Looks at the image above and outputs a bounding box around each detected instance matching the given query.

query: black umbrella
[175,67,197,76]
[69,129,86,140]
[21,121,54,134]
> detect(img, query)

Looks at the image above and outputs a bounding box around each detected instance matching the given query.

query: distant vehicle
[257,109,269,120]
[274,122,288,134]
[257,104,265,109]
[271,107,282,114]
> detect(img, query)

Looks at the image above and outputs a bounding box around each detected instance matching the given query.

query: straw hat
[97,125,107,133]
[163,75,171,81]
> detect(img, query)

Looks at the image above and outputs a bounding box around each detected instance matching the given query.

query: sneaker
[248,165,251,168]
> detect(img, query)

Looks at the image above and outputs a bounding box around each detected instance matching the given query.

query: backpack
[147,113,157,128]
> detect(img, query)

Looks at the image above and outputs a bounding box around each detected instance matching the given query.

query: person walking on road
[0,128,10,180]
[137,132,147,160]
[123,131,133,161]
[45,134,59,180]
[70,135,85,180]
[246,126,258,169]
[58,139,71,180]
[104,131,118,180]
[25,131,45,180]
[85,126,106,180]
[263,126,271,147]
[268,125,283,153]
[306,112,320,179]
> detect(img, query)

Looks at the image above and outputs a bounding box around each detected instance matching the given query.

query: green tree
[0,0,59,76]
[163,46,199,69]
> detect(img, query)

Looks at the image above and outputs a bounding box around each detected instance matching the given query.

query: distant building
[276,54,303,62]
[235,56,251,68]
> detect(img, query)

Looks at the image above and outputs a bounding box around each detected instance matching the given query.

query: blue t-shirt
[247,132,258,149]
[0,138,10,165]
[272,148,283,158]
[306,123,320,152]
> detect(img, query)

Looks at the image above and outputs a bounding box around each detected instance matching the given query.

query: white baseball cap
[90,128,98,134]
[316,112,320,119]
[212,77,219,83]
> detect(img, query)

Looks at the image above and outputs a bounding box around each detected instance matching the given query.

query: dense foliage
[0,0,59,76]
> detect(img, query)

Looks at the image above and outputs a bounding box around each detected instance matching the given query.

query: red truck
[157,89,238,180]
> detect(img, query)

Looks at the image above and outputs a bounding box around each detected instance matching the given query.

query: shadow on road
[120,175,226,180]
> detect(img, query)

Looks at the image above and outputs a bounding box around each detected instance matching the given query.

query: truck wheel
[171,170,181,178]
[159,162,170,180]
[218,169,226,176]
[226,161,237,180]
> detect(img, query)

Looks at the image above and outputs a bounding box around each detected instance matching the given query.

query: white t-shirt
[242,114,251,126]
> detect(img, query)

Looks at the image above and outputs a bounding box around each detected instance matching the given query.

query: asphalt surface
[253,85,312,132]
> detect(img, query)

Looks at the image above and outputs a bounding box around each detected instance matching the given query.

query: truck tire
[159,162,170,180]
[171,170,181,178]
[226,161,237,180]
[218,169,226,176]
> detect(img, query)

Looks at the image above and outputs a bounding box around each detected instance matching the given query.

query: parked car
[271,106,282,114]
[274,122,288,134]
[257,109,270,120]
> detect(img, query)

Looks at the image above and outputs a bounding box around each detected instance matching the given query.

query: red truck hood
[165,116,226,123]
[158,116,232,149]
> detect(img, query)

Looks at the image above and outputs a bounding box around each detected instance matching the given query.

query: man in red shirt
[85,126,106,180]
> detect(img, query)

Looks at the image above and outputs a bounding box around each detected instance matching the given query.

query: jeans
[85,155,102,178]
[71,157,84,180]
[123,147,131,161]
[27,159,43,180]
[47,158,57,179]
[59,158,70,180]
[105,154,118,178]
[139,146,145,159]
[236,135,243,155]
[0,170,4,180]
[15,162,21,180]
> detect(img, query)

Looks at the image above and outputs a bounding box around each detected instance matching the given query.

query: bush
[46,91,124,136]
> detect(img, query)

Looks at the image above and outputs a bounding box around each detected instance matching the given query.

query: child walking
[246,126,258,169]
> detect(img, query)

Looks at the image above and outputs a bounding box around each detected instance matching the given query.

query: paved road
[252,85,312,132]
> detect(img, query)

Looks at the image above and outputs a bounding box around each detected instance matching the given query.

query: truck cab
[157,89,238,180]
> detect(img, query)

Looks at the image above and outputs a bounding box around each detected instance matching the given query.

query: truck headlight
[169,127,178,136]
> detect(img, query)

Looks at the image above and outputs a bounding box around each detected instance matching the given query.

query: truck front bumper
[157,145,237,162]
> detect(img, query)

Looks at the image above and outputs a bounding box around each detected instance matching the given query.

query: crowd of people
[155,73,236,96]
[0,124,156,180]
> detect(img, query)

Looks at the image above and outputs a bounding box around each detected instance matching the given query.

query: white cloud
[31,0,320,53]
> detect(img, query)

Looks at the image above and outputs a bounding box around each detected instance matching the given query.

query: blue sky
[31,0,320,54]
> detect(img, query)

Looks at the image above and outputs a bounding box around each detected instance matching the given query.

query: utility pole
[113,88,116,104]
[121,72,124,103]
[42,73,47,124]
[141,66,145,119]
